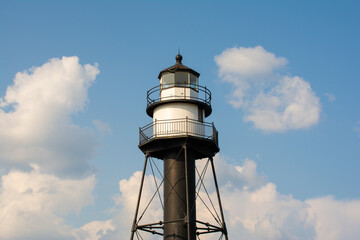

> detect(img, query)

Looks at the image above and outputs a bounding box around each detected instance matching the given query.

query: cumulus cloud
[244,76,321,131]
[114,155,360,240]
[215,46,321,132]
[0,166,95,240]
[216,46,288,78]
[72,220,116,240]
[306,196,360,240]
[0,57,116,240]
[0,56,100,176]
[102,171,163,240]
[93,120,112,136]
[117,171,163,225]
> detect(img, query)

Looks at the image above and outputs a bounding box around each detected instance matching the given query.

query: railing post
[208,87,212,104]
[212,122,214,140]
[205,86,207,103]
[154,119,157,138]
[212,122,216,144]
[186,116,188,136]
[212,122,218,147]
[146,90,149,106]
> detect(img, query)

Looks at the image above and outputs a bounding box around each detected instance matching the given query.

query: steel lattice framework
[130,148,228,240]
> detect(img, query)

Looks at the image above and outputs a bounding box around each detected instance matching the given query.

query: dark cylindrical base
[163,149,196,240]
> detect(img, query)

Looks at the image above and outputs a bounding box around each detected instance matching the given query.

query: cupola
[158,54,200,90]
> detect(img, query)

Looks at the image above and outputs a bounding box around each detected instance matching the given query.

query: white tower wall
[160,87,199,101]
[153,103,198,120]
[153,103,205,137]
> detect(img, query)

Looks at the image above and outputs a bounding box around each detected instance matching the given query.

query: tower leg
[130,154,149,240]
[209,157,228,239]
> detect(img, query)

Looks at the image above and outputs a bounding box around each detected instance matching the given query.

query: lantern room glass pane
[190,74,198,90]
[162,73,174,88]
[175,72,188,86]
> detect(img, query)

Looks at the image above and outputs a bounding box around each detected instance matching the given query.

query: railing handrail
[149,117,212,124]
[139,118,218,146]
[147,84,212,108]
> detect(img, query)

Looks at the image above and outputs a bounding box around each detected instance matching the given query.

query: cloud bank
[215,46,321,132]
[0,57,114,240]
[113,156,360,240]
[0,166,95,240]
[0,56,99,176]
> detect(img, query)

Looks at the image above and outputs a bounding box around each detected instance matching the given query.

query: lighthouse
[131,54,228,240]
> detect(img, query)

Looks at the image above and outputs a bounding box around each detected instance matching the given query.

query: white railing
[139,118,218,146]
[147,84,211,108]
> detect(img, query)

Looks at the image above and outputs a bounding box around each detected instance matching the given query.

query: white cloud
[0,57,117,240]
[215,46,321,132]
[93,120,112,136]
[324,93,336,102]
[113,155,360,240]
[197,156,267,192]
[72,220,116,240]
[0,56,100,176]
[245,76,321,132]
[0,166,96,240]
[306,196,360,240]
[91,170,163,240]
[117,171,163,223]
[215,46,288,78]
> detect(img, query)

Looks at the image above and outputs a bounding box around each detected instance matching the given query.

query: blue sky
[0,1,359,239]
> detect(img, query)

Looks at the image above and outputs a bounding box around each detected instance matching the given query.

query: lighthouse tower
[131,54,228,240]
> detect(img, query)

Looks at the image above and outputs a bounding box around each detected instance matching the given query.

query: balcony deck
[139,118,219,159]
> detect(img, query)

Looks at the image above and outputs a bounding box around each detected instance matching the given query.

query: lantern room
[159,54,199,89]
[146,54,212,118]
[139,54,219,159]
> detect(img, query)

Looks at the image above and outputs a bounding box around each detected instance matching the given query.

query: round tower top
[175,54,183,63]
[158,54,200,79]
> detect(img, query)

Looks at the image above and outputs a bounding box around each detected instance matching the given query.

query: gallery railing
[146,84,212,108]
[139,118,218,146]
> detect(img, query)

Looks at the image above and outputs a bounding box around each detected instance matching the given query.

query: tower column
[163,146,196,240]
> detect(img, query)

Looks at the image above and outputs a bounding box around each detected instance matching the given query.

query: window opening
[162,73,174,89]
[175,72,188,87]
[190,74,198,91]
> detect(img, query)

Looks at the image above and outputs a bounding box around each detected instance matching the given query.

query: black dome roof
[158,54,200,79]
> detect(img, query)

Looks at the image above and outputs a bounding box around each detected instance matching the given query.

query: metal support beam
[130,154,149,240]
[209,157,228,239]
